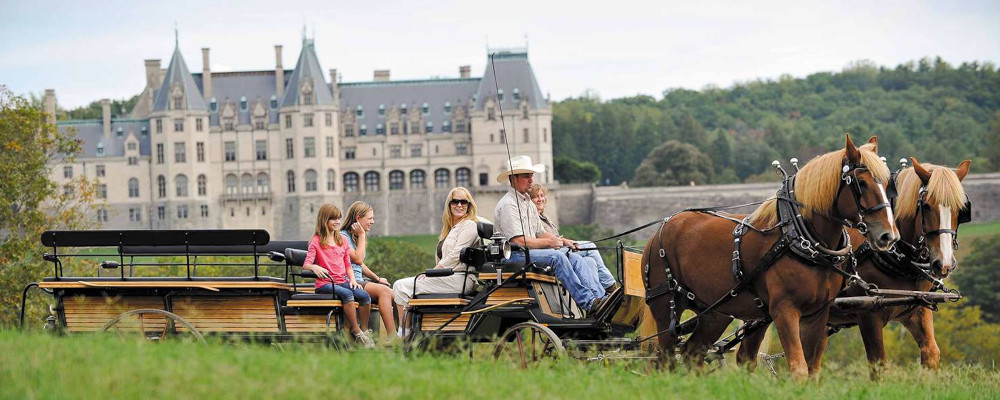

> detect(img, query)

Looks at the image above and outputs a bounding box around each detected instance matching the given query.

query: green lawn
[1,331,997,400]
[956,221,1000,260]
[384,234,439,256]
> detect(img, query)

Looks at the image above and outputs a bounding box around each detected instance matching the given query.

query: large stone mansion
[46,37,554,239]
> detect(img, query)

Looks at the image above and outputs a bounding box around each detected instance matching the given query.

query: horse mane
[893,163,967,221]
[747,144,889,229]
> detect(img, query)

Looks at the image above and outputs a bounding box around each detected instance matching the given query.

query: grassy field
[1,331,997,400]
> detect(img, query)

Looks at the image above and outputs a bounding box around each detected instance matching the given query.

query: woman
[392,187,481,337]
[302,204,375,347]
[528,184,618,293]
[341,201,397,339]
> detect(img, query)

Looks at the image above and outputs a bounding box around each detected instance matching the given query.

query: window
[356,105,364,118]
[513,88,520,101]
[325,112,332,127]
[200,205,209,218]
[410,170,425,189]
[157,206,165,220]
[364,171,380,192]
[63,184,72,196]
[425,122,433,133]
[224,141,236,162]
[97,184,107,199]
[389,170,404,190]
[129,208,142,222]
[156,144,164,164]
[522,106,529,119]
[456,142,468,155]
[359,124,367,136]
[390,123,399,135]
[174,118,184,132]
[255,140,267,160]
[156,119,162,133]
[303,114,313,127]
[286,170,296,193]
[224,118,234,131]
[488,107,495,120]
[285,138,294,159]
[174,142,186,162]
[376,123,385,135]
[435,168,450,188]
[497,89,504,103]
[479,173,488,186]
[269,96,278,109]
[225,174,238,194]
[128,178,140,198]
[116,127,123,138]
[177,205,188,219]
[255,119,265,130]
[96,143,104,157]
[403,121,408,135]
[197,142,205,162]
[157,175,166,198]
[500,129,506,143]
[326,169,336,191]
[196,118,203,132]
[257,173,269,193]
[141,126,148,137]
[128,157,138,165]
[523,128,529,143]
[175,174,188,197]
[422,103,429,115]
[304,169,317,192]
[174,96,184,110]
[210,98,218,112]
[325,137,334,158]
[410,145,422,157]
[197,174,207,196]
[241,173,253,194]
[543,128,548,143]
[63,166,72,179]
[304,137,315,158]
[343,172,359,192]
[240,97,248,111]
[412,122,420,134]
[97,208,108,222]
[285,115,292,128]
[390,145,401,158]
[490,134,494,143]
[378,104,385,116]
[127,142,137,151]
[344,125,354,137]
[401,104,407,115]
[345,147,356,159]
[442,121,451,133]
[456,168,471,187]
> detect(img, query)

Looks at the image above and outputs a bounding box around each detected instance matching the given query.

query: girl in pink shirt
[303,204,374,347]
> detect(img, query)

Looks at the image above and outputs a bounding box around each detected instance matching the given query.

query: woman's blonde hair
[527,183,547,200]
[313,204,344,247]
[341,201,374,242]
[440,187,478,240]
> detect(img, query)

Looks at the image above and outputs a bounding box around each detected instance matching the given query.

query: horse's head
[837,135,900,251]
[897,158,971,278]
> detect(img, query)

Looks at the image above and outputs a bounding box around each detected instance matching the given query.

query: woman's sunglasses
[450,199,470,206]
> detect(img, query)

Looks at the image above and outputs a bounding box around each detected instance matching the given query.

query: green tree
[365,238,436,283]
[553,156,601,183]
[0,86,97,327]
[632,140,714,187]
[952,235,1000,323]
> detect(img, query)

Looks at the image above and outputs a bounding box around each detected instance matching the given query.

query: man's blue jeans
[506,248,604,309]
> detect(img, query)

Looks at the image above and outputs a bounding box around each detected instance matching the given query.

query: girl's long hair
[314,204,344,247]
[440,187,479,240]
[341,201,373,242]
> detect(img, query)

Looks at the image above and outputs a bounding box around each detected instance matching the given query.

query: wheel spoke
[515,329,526,369]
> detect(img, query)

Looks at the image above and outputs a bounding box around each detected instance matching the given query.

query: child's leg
[333,283,362,334]
[366,283,397,334]
[353,286,373,330]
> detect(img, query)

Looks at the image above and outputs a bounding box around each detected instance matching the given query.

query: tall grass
[1,330,997,400]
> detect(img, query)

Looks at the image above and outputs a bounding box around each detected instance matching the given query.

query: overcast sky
[2,0,999,109]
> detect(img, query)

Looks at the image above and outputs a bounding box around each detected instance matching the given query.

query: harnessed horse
[641,135,899,378]
[736,157,972,372]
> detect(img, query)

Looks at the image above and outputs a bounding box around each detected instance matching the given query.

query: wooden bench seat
[409,298,470,307]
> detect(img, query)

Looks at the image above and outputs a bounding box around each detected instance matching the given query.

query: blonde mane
[893,164,967,222]
[747,144,889,229]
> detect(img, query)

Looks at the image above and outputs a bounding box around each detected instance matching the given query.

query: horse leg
[680,313,732,367]
[646,301,679,369]
[799,306,831,377]
[857,312,889,379]
[771,302,808,378]
[736,321,771,370]
[901,307,940,369]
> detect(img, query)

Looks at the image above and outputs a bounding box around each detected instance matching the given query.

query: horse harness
[643,157,886,336]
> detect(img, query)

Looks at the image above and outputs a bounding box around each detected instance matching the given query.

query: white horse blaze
[877,184,897,235]
[938,205,954,265]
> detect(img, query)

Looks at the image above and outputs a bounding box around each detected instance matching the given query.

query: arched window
[389,170,404,190]
[410,169,426,189]
[456,168,471,188]
[197,174,207,196]
[286,170,296,193]
[256,173,269,193]
[225,174,238,195]
[128,178,140,198]
[304,169,318,192]
[175,174,188,197]
[326,169,336,191]
[364,171,380,192]
[157,175,166,198]
[344,172,359,193]
[241,173,254,194]
[434,168,450,189]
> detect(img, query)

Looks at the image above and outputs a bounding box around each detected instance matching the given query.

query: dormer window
[210,98,218,112]
[96,143,105,157]
[444,102,451,114]
[513,88,520,101]
[359,124,367,136]
[425,121,433,133]
[170,83,185,110]
[240,96,248,111]
[378,104,385,116]
[376,123,385,135]
[356,105,364,118]
[401,104,408,115]
[141,126,148,136]
[497,89,504,103]
[422,103,429,115]
[116,127,124,138]
[270,95,278,109]
[442,120,451,133]
[300,81,314,105]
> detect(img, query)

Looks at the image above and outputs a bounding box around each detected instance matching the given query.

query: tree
[952,235,1000,323]
[632,140,714,187]
[553,156,601,184]
[0,86,96,327]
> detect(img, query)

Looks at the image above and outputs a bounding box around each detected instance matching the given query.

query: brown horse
[642,135,899,378]
[736,157,971,372]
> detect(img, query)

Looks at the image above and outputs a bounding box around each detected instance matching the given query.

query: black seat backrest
[284,248,308,267]
[41,229,270,248]
[477,222,494,240]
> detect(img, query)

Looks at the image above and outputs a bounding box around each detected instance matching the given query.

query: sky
[2,0,999,109]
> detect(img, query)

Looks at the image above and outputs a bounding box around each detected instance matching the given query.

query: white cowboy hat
[496,155,546,184]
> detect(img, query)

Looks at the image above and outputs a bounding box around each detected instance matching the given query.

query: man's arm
[509,232,561,249]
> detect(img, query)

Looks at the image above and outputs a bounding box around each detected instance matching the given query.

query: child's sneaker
[354,330,375,348]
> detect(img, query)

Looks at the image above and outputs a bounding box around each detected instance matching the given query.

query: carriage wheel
[100,309,205,343]
[492,322,565,368]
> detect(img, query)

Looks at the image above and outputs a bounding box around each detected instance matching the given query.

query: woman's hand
[350,222,365,237]
[308,265,330,279]
[376,277,389,286]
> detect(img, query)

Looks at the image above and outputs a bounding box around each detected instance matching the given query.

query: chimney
[44,89,56,125]
[201,48,212,101]
[101,99,111,139]
[459,65,471,79]
[275,45,284,98]
[374,69,390,82]
[330,68,340,106]
[144,59,162,91]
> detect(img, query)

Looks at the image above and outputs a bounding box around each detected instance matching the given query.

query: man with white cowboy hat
[493,155,608,313]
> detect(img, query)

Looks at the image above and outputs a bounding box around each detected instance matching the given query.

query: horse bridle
[834,159,894,235]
